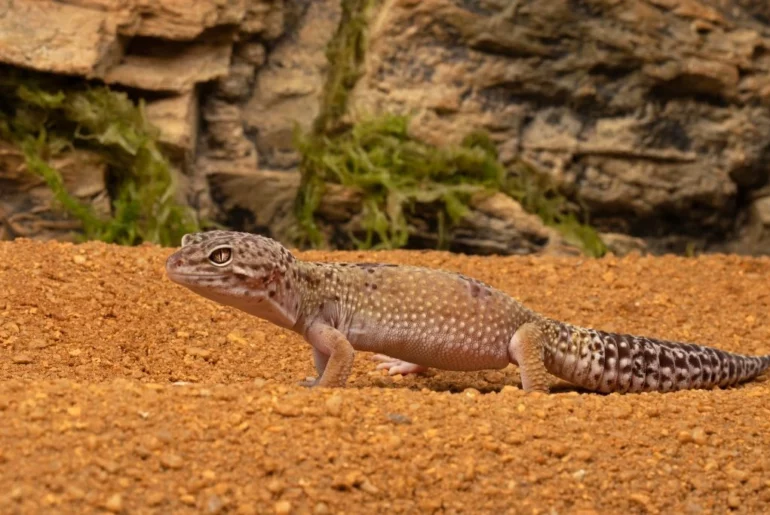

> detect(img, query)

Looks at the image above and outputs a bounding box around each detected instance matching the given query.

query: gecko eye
[208,247,233,267]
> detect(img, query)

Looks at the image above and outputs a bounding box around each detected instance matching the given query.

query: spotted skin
[166,231,770,393]
[538,323,770,393]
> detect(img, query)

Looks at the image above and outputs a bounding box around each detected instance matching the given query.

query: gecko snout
[165,253,185,272]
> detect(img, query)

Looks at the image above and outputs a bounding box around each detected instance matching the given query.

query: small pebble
[146,492,165,506]
[325,394,343,416]
[550,443,570,458]
[11,354,33,364]
[500,385,520,396]
[629,493,651,508]
[274,500,292,514]
[692,427,707,445]
[95,458,120,474]
[103,493,122,513]
[266,479,283,494]
[186,347,212,359]
[29,339,51,349]
[387,413,412,425]
[237,504,258,515]
[387,435,403,449]
[3,322,20,333]
[274,402,301,417]
[359,479,379,494]
[207,494,224,513]
[727,468,748,483]
[574,449,593,462]
[160,453,184,469]
[226,332,247,345]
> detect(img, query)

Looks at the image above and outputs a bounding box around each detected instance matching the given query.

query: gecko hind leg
[508,322,551,393]
[371,354,429,376]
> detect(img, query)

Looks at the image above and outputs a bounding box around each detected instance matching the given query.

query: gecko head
[165,231,299,326]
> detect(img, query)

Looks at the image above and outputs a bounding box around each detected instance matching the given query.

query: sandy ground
[0,238,769,514]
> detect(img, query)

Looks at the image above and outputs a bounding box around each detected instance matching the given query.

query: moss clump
[313,0,377,136]
[0,67,200,246]
[296,114,504,249]
[295,114,607,256]
[506,160,607,257]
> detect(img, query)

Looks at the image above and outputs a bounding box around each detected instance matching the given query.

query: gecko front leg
[299,347,330,387]
[302,323,355,387]
[370,354,429,376]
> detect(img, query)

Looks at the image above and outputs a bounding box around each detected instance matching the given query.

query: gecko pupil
[209,248,232,265]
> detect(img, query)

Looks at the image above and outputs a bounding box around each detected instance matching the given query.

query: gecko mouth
[166,271,228,284]
[168,272,224,278]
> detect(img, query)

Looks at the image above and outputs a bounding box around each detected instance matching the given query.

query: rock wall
[1,0,769,256]
[346,0,770,254]
[0,0,286,238]
[0,142,110,241]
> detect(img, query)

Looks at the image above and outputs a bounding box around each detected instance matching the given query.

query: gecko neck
[287,259,333,335]
[216,265,306,332]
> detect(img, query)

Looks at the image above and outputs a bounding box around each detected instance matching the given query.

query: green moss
[295,114,503,249]
[312,0,377,136]
[0,66,200,246]
[295,114,607,256]
[506,160,607,257]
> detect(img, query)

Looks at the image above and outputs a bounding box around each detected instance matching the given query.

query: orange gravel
[1,238,769,514]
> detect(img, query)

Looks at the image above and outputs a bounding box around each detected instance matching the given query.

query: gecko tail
[542,320,770,394]
[759,355,770,376]
[741,354,770,382]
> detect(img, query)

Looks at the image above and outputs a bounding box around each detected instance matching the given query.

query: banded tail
[542,320,770,393]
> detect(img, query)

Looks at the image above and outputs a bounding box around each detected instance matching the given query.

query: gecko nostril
[168,258,185,269]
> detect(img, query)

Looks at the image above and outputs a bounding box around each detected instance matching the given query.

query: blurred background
[1,0,769,258]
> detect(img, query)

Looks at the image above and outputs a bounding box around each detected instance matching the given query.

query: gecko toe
[298,376,319,387]
[373,357,428,376]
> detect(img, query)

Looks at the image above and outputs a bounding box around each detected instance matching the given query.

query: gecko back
[305,263,533,371]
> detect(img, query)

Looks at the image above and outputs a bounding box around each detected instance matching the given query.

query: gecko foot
[371,354,429,376]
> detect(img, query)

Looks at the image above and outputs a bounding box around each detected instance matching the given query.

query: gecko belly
[350,329,511,371]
